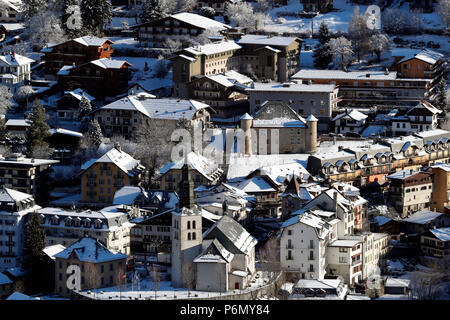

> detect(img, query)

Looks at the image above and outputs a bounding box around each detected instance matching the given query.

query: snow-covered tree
[81,0,112,36]
[226,1,271,31]
[179,0,197,12]
[328,36,354,70]
[313,21,333,69]
[0,85,14,114]
[26,99,51,156]
[78,94,92,120]
[382,8,422,34]
[438,0,450,29]
[369,33,391,62]
[139,0,175,23]
[256,0,272,12]
[154,55,169,79]
[435,78,448,115]
[85,119,103,147]
[348,6,373,62]
[199,6,216,19]
[14,85,36,105]
[164,38,183,53]
[20,0,47,20]
[24,12,67,49]
[189,29,219,46]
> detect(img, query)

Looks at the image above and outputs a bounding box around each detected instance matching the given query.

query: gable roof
[403,210,443,225]
[81,147,144,177]
[0,52,34,66]
[0,186,32,203]
[238,35,301,47]
[428,227,450,242]
[54,237,128,263]
[203,215,257,255]
[397,49,444,65]
[183,40,241,56]
[132,12,230,31]
[332,109,368,122]
[90,58,131,69]
[73,36,113,47]
[194,238,234,264]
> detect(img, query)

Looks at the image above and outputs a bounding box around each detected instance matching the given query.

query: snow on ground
[109,36,140,49]
[300,38,318,68]
[106,17,138,30]
[77,271,275,300]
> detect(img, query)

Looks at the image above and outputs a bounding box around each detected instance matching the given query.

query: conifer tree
[86,119,103,147]
[80,0,112,36]
[22,211,46,293]
[436,78,448,115]
[20,0,47,20]
[78,94,92,120]
[313,21,333,69]
[140,0,165,23]
[26,99,51,156]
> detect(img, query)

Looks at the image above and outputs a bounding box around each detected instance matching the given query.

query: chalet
[0,51,34,93]
[57,58,131,100]
[391,101,441,136]
[131,12,231,48]
[4,118,29,138]
[81,145,145,205]
[45,128,83,164]
[402,210,450,235]
[41,36,114,76]
[332,109,368,135]
[420,227,450,259]
[392,49,445,81]
[55,89,96,121]
[0,0,21,23]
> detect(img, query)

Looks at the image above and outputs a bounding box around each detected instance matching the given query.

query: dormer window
[65,217,72,227]
[94,219,102,229]
[75,217,81,227]
[84,219,91,228]
[52,215,59,225]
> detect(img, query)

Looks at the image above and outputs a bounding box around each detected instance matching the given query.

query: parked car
[432,43,441,48]
[346,132,362,138]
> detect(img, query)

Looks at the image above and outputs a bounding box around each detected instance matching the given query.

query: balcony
[286,244,294,249]
[308,256,315,261]
[352,259,361,266]
[308,245,315,249]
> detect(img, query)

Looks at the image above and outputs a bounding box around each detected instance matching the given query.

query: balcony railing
[286,244,294,249]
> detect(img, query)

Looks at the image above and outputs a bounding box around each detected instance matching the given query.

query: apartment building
[391,101,441,136]
[420,227,450,259]
[0,0,21,23]
[171,40,242,98]
[387,169,433,218]
[0,154,58,205]
[131,12,231,48]
[57,58,131,100]
[0,187,41,271]
[81,145,145,205]
[38,205,135,255]
[0,51,34,93]
[236,35,303,82]
[327,239,363,286]
[247,81,339,131]
[54,237,128,297]
[41,36,114,77]
[291,69,433,108]
[428,163,450,213]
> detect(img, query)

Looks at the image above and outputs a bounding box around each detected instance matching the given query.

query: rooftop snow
[429,227,450,242]
[248,82,336,93]
[403,210,443,225]
[81,147,142,176]
[184,40,241,56]
[230,177,276,193]
[159,151,221,181]
[292,69,397,81]
[237,34,299,47]
[332,109,368,122]
[0,186,33,203]
[90,58,130,69]
[387,169,420,180]
[385,278,411,288]
[73,36,113,47]
[63,88,95,102]
[48,128,82,138]
[43,244,66,260]
[113,186,142,205]
[328,239,361,247]
[0,272,12,285]
[171,12,230,31]
[0,52,34,66]
[5,119,30,126]
[397,49,444,65]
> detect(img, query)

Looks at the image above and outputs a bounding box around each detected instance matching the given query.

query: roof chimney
[115,143,122,152]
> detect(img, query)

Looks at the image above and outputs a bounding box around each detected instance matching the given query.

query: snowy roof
[171,12,230,31]
[408,100,441,115]
[194,238,234,264]
[63,88,95,102]
[328,239,361,247]
[429,227,450,242]
[231,177,277,193]
[54,237,128,263]
[403,210,443,225]
[0,186,33,203]
[0,155,58,166]
[237,34,300,47]
[397,49,444,65]
[295,279,342,290]
[43,244,66,260]
[0,272,12,285]
[99,96,210,121]
[258,162,310,185]
[184,40,241,56]
[6,292,38,300]
[385,278,411,288]
[5,119,30,127]
[248,82,336,93]
[240,113,253,120]
[90,58,130,69]
[203,215,257,255]
[387,169,420,180]
[56,65,73,75]
[73,36,113,47]
[332,109,368,122]
[204,74,235,88]
[0,52,34,66]
[292,69,397,81]
[48,128,82,138]
[81,147,143,177]
[159,151,221,181]
[113,186,143,205]
[306,115,318,122]
[252,117,306,128]
[224,70,253,85]
[431,163,450,172]
[374,215,392,226]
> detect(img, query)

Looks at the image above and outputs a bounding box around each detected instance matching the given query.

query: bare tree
[0,85,14,114]
[182,262,196,296]
[259,236,280,282]
[328,37,354,70]
[31,144,54,159]
[151,264,161,299]
[438,0,450,29]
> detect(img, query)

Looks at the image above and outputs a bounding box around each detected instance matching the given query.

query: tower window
[187,233,191,240]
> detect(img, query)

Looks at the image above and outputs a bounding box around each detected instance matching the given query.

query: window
[187,233,191,240]
[192,232,196,240]
[192,220,196,229]
[101,265,104,273]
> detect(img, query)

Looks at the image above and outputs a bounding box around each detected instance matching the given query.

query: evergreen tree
[20,0,47,20]
[313,21,333,69]
[86,119,103,147]
[22,211,46,294]
[0,117,6,143]
[78,94,92,120]
[140,0,165,23]
[80,0,112,36]
[436,78,448,115]
[26,99,51,156]
[62,0,84,38]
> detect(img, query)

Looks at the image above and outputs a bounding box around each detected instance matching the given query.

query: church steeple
[179,156,195,210]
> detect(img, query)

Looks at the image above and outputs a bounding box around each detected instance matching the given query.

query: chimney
[333,190,338,213]
[115,143,122,152]
[403,171,406,178]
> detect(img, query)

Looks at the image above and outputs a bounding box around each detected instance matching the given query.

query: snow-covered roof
[328,239,361,247]
[56,65,73,75]
[81,147,143,177]
[48,128,82,138]
[73,36,113,47]
[332,109,368,122]
[159,151,222,181]
[0,272,12,285]
[240,113,253,120]
[194,238,234,264]
[0,52,34,66]
[248,82,336,93]
[231,177,276,193]
[63,88,95,102]
[43,244,66,260]
[0,155,58,166]
[292,69,397,81]
[204,74,235,88]
[385,278,411,288]
[113,186,142,205]
[5,119,30,127]
[429,227,450,242]
[54,237,128,263]
[90,58,130,69]
[374,215,392,226]
[238,34,300,47]
[99,96,210,121]
[408,100,441,115]
[252,117,306,128]
[295,279,342,290]
[403,210,443,225]
[0,186,32,203]
[282,211,330,240]
[224,70,253,85]
[184,40,241,56]
[387,169,420,180]
[6,292,38,300]
[171,12,230,31]
[397,49,444,65]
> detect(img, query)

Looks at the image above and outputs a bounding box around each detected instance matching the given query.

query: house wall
[430,167,450,213]
[326,244,362,286]
[195,262,228,292]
